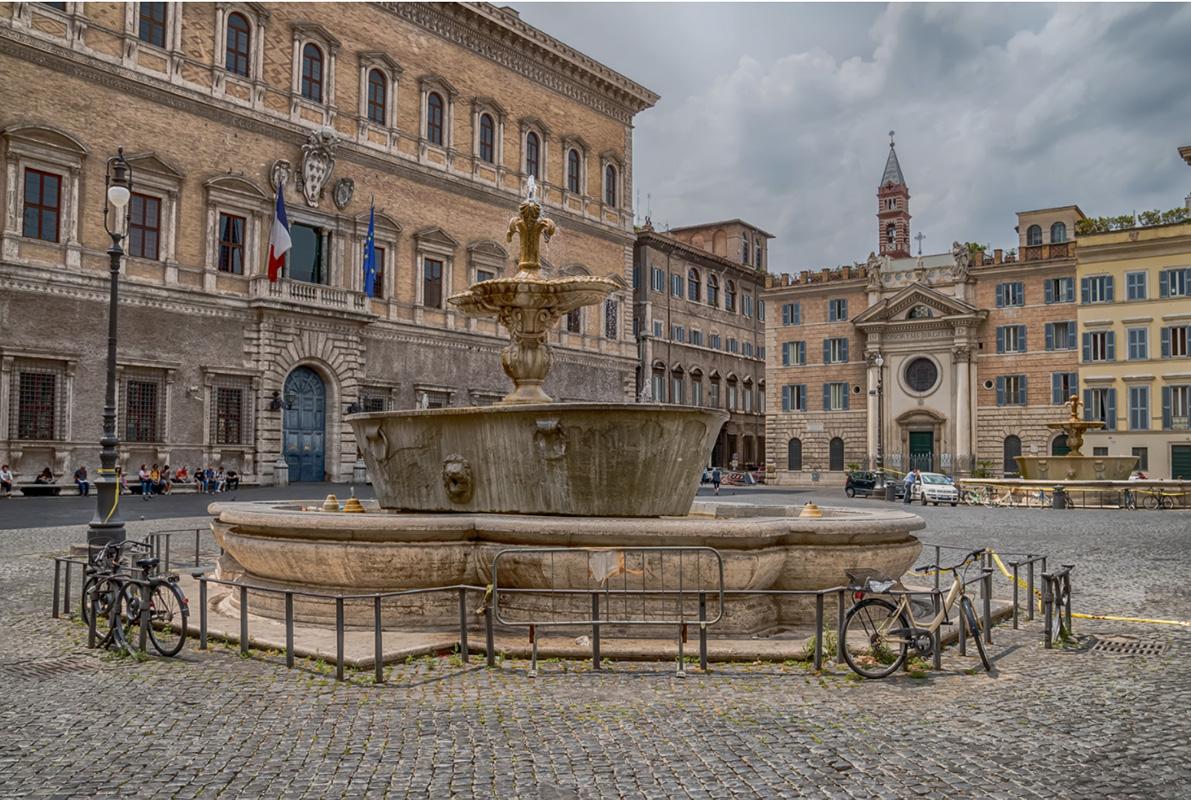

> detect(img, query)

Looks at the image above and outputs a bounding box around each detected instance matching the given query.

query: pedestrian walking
[711,467,722,496]
[902,470,915,504]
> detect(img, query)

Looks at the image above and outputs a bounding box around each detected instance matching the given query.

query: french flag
[267,181,291,282]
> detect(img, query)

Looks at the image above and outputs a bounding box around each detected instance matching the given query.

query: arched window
[829,437,845,471]
[886,223,896,244]
[567,149,580,193]
[1050,221,1067,244]
[426,92,444,146]
[687,268,701,302]
[604,164,616,207]
[725,280,737,312]
[787,438,802,471]
[301,43,323,103]
[225,12,251,77]
[525,132,540,178]
[742,235,750,264]
[1003,435,1022,476]
[1026,225,1042,246]
[366,69,386,125]
[706,274,719,306]
[1051,434,1070,456]
[478,113,495,163]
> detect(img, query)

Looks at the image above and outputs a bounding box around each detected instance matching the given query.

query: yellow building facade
[1077,220,1191,478]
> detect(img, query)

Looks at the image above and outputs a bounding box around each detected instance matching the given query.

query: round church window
[905,358,939,393]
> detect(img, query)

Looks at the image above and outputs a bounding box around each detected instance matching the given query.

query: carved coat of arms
[298,128,338,208]
[332,178,354,210]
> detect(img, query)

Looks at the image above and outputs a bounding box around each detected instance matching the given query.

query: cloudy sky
[512,2,1191,274]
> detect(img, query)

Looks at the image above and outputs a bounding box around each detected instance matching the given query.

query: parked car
[845,471,905,499]
[912,472,960,506]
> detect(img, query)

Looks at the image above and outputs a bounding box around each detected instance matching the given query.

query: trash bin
[273,457,290,488]
[1052,485,1066,509]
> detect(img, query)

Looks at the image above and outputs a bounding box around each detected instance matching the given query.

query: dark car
[844,471,905,499]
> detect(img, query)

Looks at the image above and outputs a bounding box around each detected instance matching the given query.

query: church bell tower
[877,131,911,258]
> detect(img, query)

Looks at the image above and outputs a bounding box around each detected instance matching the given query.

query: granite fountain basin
[348,403,727,518]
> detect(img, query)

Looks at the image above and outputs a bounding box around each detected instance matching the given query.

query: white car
[912,472,959,506]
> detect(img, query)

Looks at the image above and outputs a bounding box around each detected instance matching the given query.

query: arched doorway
[1003,435,1022,476]
[829,437,845,471]
[787,438,802,470]
[1051,434,1069,456]
[283,366,326,482]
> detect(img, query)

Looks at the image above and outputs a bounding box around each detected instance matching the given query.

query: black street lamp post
[870,352,892,500]
[87,148,133,547]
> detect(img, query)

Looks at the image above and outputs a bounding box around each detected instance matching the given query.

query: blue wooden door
[283,367,325,482]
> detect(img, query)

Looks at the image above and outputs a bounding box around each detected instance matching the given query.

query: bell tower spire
[877,131,911,258]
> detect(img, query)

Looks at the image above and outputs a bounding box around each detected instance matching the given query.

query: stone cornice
[0,30,635,248]
[636,231,767,283]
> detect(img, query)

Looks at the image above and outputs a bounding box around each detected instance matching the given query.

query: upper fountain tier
[1015,394,1137,480]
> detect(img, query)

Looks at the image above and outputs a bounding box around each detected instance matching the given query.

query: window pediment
[472,96,506,118]
[419,73,458,98]
[204,174,268,202]
[519,115,552,137]
[359,51,402,78]
[2,124,89,157]
[354,210,401,237]
[291,22,340,49]
[125,152,185,180]
[414,226,459,254]
[560,263,591,276]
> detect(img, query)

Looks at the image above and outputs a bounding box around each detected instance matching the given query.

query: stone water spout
[1014,394,1137,480]
[448,182,619,404]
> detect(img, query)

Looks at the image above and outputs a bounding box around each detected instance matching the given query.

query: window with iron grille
[360,387,390,413]
[129,193,161,260]
[604,299,618,340]
[13,364,65,441]
[208,378,252,445]
[566,308,581,333]
[123,375,161,443]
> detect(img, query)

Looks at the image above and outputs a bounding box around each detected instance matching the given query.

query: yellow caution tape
[1070,612,1191,627]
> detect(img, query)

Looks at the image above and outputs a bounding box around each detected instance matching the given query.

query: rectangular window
[1044,277,1075,304]
[728,338,739,354]
[1127,328,1148,360]
[823,337,849,364]
[22,168,61,243]
[781,302,802,325]
[1162,385,1191,430]
[1051,372,1078,405]
[1082,330,1116,362]
[1129,386,1149,431]
[781,384,807,412]
[15,370,58,441]
[996,375,1027,406]
[128,193,161,260]
[670,324,685,342]
[690,330,703,347]
[1080,275,1114,304]
[651,372,665,402]
[1132,447,1149,471]
[286,223,326,284]
[742,294,753,318]
[743,342,753,358]
[726,383,737,411]
[691,379,703,407]
[996,282,1024,307]
[671,273,683,297]
[1159,268,1191,298]
[124,379,160,443]
[370,246,386,299]
[651,267,665,292]
[823,382,849,411]
[709,334,721,350]
[758,300,765,322]
[996,324,1027,354]
[422,257,443,308]
[139,2,167,48]
[758,346,766,360]
[361,392,387,413]
[1162,326,1191,358]
[217,213,245,274]
[652,320,663,338]
[1093,447,1109,457]
[214,386,245,445]
[709,381,720,409]
[670,375,684,405]
[781,341,806,367]
[1045,321,1075,351]
[828,298,848,321]
[1084,387,1116,430]
[1126,271,1148,300]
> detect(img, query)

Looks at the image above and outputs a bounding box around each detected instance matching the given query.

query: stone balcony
[248,276,372,318]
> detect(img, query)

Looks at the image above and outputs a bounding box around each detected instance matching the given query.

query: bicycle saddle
[845,569,896,593]
[136,557,160,571]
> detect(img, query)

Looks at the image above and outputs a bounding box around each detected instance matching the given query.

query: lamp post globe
[87,148,132,548]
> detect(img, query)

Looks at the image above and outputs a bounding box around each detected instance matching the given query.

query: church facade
[0,2,656,483]
[766,138,1083,482]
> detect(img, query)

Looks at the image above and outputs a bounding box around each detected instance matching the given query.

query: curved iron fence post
[374,595,384,684]
[284,592,294,668]
[335,597,345,681]
[458,587,469,664]
[485,594,495,668]
[198,577,208,650]
[239,584,249,657]
[52,559,61,619]
[591,593,601,671]
[813,593,824,671]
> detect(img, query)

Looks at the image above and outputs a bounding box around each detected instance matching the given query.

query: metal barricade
[492,546,725,676]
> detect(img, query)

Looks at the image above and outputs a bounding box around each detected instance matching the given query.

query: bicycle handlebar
[914,548,985,574]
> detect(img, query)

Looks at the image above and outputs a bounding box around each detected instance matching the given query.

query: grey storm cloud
[512,2,1191,273]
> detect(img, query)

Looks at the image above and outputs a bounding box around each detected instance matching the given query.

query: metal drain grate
[0,655,102,679]
[1089,636,1168,657]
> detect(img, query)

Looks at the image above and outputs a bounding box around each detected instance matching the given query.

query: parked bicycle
[82,540,189,656]
[841,548,991,678]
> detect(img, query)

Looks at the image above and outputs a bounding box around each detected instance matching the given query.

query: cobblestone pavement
[1,502,1189,799]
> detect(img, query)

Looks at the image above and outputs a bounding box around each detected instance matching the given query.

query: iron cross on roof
[914,232,925,255]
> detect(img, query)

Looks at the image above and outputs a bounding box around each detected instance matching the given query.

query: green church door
[908,431,933,472]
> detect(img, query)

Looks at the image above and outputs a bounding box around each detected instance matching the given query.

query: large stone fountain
[209,183,923,633]
[1015,395,1138,481]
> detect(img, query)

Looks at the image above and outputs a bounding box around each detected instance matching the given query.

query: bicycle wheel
[80,574,99,625]
[960,596,991,672]
[88,576,124,648]
[1160,495,1174,510]
[147,581,188,657]
[841,598,910,679]
[117,581,149,654]
[1143,493,1159,510]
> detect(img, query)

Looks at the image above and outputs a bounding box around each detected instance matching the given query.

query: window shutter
[1161,327,1171,358]
[1106,388,1117,431]
[840,339,849,362]
[1051,373,1062,405]
[798,385,806,411]
[1185,268,1191,295]
[782,385,791,412]
[793,303,801,324]
[823,383,830,411]
[1044,281,1055,304]
[798,342,806,365]
[1080,277,1090,304]
[1019,325,1028,352]
[1160,270,1170,298]
[996,327,1005,354]
[1019,375,1028,405]
[1105,276,1114,302]
[842,387,849,411]
[1082,332,1091,363]
[995,284,1004,308]
[781,343,790,366]
[1064,278,1075,303]
[1163,386,1172,429]
[1106,331,1116,361]
[841,299,848,319]
[1083,389,1093,421]
[1045,323,1054,351]
[1015,282,1024,305]
[823,340,831,364]
[995,376,1005,407]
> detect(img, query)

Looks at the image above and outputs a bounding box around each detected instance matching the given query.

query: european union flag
[363,202,378,297]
